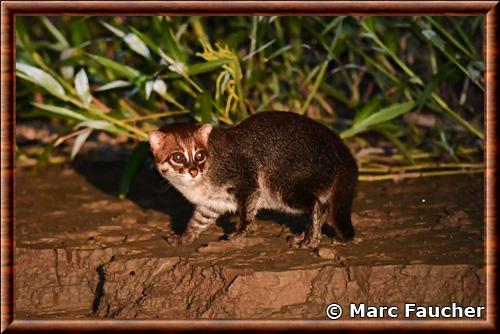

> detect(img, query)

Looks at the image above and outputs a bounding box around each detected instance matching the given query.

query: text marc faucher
[326,303,485,320]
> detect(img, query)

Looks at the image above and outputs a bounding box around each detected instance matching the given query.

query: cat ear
[148,130,166,151]
[197,124,213,144]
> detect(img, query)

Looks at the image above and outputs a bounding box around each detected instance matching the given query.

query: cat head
[148,123,212,187]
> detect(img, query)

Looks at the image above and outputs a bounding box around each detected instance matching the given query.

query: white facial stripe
[191,142,196,161]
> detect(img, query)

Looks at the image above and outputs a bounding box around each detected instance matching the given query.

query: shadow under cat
[72,154,337,246]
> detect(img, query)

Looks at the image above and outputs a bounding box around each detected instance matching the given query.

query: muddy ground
[15,158,485,320]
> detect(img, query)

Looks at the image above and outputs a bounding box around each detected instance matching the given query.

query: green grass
[15,16,485,197]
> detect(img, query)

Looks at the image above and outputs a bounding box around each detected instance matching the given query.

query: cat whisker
[160,179,173,192]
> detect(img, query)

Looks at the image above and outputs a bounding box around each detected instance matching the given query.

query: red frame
[1,1,497,332]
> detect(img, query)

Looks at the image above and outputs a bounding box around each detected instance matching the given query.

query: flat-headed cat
[149,111,358,249]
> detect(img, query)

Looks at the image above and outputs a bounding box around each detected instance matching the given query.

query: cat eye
[171,152,185,163]
[194,151,206,162]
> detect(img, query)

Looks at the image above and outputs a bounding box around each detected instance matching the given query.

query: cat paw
[298,238,320,249]
[332,236,362,245]
[164,233,194,246]
[287,233,305,248]
[164,234,180,246]
[225,230,248,240]
[288,233,320,249]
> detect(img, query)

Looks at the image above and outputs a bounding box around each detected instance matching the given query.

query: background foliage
[16,16,484,196]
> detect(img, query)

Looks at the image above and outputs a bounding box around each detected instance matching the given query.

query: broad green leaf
[162,19,187,63]
[422,29,445,51]
[16,71,34,84]
[74,68,92,107]
[145,80,154,100]
[144,79,169,100]
[119,141,150,199]
[341,101,416,138]
[60,48,78,61]
[101,21,126,38]
[353,98,382,126]
[75,120,117,132]
[162,59,231,79]
[145,79,178,106]
[129,27,160,54]
[96,80,132,92]
[70,128,92,160]
[17,63,66,98]
[157,49,200,92]
[168,61,187,75]
[32,103,89,122]
[123,33,151,59]
[40,17,69,50]
[60,66,74,81]
[153,79,167,96]
[88,54,140,80]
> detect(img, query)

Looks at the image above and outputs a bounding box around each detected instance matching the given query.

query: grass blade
[70,128,92,160]
[40,17,69,50]
[300,60,329,114]
[119,141,150,199]
[87,54,140,80]
[32,103,90,122]
[96,80,132,92]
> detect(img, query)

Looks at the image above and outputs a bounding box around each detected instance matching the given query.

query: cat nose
[188,167,198,177]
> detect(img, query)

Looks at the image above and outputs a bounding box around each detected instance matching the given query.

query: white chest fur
[173,180,238,214]
[166,173,302,215]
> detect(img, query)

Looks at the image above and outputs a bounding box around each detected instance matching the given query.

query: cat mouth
[174,172,203,183]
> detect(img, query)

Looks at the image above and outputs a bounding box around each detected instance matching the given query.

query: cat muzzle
[188,167,199,177]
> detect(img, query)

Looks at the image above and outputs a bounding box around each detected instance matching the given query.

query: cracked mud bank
[15,161,485,319]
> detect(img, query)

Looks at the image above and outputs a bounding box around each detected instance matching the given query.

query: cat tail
[329,154,358,241]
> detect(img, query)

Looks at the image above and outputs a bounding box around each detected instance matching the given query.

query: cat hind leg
[298,200,329,249]
[329,175,356,242]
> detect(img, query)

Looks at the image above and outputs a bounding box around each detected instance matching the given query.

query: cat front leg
[227,190,260,239]
[168,205,219,246]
